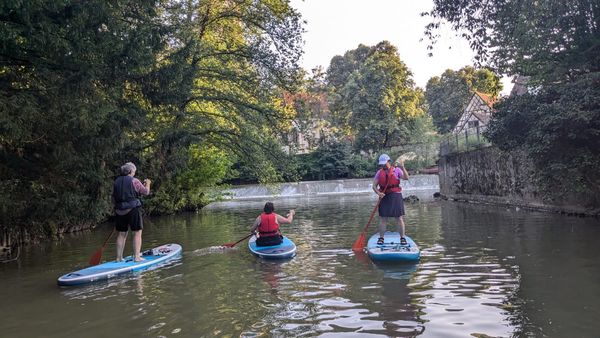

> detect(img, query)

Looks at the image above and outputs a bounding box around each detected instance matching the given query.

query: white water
[221,175,439,201]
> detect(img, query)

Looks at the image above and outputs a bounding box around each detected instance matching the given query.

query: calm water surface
[1,196,599,337]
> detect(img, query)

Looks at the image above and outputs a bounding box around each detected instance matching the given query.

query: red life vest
[258,212,279,237]
[377,168,402,194]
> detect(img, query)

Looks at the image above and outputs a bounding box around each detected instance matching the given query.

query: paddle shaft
[361,197,383,233]
[223,232,254,248]
[362,170,392,233]
[88,229,115,265]
[101,229,116,247]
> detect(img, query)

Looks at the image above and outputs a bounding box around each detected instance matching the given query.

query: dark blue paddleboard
[248,235,296,259]
[57,243,182,286]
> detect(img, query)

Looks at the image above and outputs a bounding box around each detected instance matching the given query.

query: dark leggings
[256,235,283,247]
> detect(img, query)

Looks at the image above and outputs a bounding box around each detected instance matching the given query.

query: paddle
[352,197,384,251]
[88,229,115,266]
[222,233,254,248]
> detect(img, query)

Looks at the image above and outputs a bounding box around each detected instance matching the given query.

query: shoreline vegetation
[2,1,598,254]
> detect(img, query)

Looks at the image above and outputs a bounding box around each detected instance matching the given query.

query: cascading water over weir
[220,175,440,201]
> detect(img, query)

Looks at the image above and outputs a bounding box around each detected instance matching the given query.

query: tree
[424,0,599,83]
[0,0,304,239]
[425,66,502,133]
[327,41,427,152]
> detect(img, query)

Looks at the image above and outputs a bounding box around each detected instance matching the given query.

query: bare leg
[116,231,128,261]
[398,216,406,238]
[378,217,387,238]
[133,230,144,262]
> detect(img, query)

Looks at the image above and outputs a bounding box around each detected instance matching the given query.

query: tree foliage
[424,0,600,83]
[0,0,303,238]
[484,73,600,200]
[425,66,502,133]
[326,41,428,152]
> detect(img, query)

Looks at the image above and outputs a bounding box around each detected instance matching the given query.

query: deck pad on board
[366,232,420,262]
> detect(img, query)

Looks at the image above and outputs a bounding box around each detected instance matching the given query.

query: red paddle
[352,197,384,251]
[222,233,254,248]
[88,229,115,266]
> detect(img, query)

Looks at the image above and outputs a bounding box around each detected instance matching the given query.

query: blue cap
[378,154,390,165]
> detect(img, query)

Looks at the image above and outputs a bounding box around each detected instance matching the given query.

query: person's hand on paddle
[287,209,295,217]
[143,178,152,186]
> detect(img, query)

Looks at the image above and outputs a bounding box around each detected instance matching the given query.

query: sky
[288,0,513,95]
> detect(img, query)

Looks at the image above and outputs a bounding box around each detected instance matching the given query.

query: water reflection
[372,263,424,337]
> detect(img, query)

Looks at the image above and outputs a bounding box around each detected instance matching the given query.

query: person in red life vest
[112,162,151,262]
[372,154,409,246]
[250,202,295,246]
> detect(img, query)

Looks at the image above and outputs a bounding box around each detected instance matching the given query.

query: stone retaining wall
[438,147,600,216]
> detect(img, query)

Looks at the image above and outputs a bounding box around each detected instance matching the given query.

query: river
[1,196,599,337]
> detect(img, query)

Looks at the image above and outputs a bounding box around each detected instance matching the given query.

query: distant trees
[425,67,502,133]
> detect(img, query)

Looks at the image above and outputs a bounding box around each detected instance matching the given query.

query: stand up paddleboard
[248,235,296,259]
[366,232,420,262]
[57,243,182,286]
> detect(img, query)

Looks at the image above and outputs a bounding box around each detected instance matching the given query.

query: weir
[222,174,439,201]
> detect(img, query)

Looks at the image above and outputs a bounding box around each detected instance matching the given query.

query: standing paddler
[372,154,410,245]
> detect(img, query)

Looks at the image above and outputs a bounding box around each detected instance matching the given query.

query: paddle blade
[352,232,366,252]
[222,242,236,248]
[88,247,104,266]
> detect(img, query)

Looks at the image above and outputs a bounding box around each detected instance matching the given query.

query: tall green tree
[425,66,502,133]
[327,41,427,152]
[137,0,304,209]
[1,0,169,237]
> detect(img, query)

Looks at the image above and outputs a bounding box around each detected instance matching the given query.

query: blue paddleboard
[248,235,296,259]
[57,243,182,286]
[366,232,420,262]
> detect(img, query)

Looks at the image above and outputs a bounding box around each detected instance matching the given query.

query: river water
[1,196,599,337]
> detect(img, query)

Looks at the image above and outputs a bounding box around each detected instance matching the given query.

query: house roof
[473,91,496,108]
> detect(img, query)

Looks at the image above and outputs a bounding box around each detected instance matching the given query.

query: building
[452,91,496,135]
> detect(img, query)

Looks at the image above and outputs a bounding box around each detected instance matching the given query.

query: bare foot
[134,257,145,262]
[116,258,123,262]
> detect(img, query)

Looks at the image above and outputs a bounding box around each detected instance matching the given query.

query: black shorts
[256,235,283,247]
[115,207,143,232]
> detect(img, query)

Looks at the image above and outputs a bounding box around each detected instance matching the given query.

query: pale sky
[289,0,513,95]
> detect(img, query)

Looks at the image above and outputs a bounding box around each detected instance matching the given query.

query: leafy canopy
[326,41,428,152]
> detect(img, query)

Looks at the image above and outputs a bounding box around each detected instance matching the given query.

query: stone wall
[438,147,600,216]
